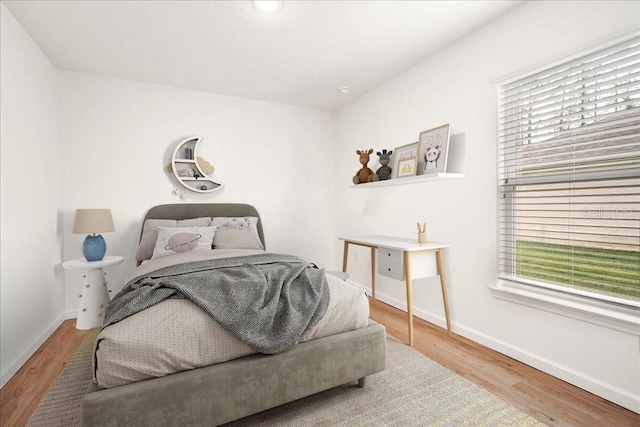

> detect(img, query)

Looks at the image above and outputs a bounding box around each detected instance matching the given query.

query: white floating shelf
[350,173,465,189]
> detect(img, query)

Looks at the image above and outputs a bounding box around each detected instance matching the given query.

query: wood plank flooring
[0,320,87,427]
[1,303,639,426]
[367,298,640,427]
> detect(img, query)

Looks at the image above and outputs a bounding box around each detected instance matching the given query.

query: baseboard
[352,283,640,414]
[0,314,65,388]
[456,322,640,414]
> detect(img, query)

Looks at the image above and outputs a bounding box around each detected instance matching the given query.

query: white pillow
[151,226,217,260]
[136,217,212,261]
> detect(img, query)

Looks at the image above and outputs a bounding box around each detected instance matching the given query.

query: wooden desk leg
[370,246,376,299]
[404,251,414,346]
[436,249,452,334]
[342,241,349,273]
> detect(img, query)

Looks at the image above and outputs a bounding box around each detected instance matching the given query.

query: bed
[80,203,386,426]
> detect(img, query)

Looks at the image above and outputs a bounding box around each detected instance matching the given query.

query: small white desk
[339,235,451,346]
[63,256,124,329]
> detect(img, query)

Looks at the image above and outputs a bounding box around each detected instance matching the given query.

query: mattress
[94,249,369,388]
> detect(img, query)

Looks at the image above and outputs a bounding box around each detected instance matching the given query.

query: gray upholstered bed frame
[81,203,386,426]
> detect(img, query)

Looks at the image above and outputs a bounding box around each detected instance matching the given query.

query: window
[496,33,640,325]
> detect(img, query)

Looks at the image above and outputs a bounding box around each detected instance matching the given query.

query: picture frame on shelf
[417,123,450,175]
[392,142,419,179]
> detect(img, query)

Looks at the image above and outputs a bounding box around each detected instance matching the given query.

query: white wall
[0,3,64,387]
[58,72,336,314]
[334,1,640,412]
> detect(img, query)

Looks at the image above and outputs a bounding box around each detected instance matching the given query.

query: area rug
[27,328,99,426]
[28,331,545,426]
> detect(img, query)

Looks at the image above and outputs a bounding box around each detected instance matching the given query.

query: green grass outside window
[515,241,640,302]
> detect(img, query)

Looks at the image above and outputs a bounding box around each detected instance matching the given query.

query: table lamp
[72,209,115,261]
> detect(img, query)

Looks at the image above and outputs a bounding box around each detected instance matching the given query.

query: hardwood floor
[368,298,640,427]
[1,305,639,426]
[0,320,87,427]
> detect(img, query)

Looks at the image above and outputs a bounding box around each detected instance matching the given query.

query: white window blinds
[497,33,640,305]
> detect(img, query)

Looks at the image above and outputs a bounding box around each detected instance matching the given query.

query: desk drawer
[377,248,404,280]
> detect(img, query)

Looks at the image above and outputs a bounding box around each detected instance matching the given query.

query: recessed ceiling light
[253,1,282,12]
[337,87,350,95]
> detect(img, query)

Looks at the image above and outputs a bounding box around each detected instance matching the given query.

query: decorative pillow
[136,217,212,261]
[150,226,217,260]
[210,217,264,250]
[213,228,264,250]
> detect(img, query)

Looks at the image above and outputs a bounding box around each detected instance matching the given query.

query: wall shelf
[171,136,223,193]
[350,172,465,188]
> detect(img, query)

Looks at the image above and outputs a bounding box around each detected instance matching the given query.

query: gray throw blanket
[104,253,329,354]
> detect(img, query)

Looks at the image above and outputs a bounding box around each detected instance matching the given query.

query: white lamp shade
[72,209,115,235]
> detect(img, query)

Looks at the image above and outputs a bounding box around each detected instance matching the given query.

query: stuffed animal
[369,149,393,182]
[352,149,374,184]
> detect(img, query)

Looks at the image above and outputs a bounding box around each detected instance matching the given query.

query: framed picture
[392,142,419,179]
[417,124,450,175]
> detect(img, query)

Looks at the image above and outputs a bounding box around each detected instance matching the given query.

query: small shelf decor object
[417,123,450,174]
[371,149,394,181]
[417,222,427,244]
[352,149,375,184]
[392,142,419,179]
[170,136,223,193]
[72,209,115,261]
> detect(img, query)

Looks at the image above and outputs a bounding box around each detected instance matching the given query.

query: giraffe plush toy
[369,149,393,182]
[352,149,374,184]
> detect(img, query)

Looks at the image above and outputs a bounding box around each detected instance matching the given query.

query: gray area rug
[28,331,544,426]
[27,328,99,427]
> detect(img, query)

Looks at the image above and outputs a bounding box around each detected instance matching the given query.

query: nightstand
[63,256,124,329]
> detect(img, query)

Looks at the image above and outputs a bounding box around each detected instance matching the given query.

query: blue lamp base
[83,234,107,261]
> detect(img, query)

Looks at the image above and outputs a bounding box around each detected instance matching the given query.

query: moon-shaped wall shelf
[171,136,223,193]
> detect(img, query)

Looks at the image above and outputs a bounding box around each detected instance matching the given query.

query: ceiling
[3,0,522,111]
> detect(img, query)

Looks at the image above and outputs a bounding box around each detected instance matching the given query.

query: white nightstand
[63,256,124,329]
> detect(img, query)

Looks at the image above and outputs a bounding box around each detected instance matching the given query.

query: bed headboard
[141,203,265,248]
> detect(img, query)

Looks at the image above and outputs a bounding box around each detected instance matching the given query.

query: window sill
[490,279,640,335]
